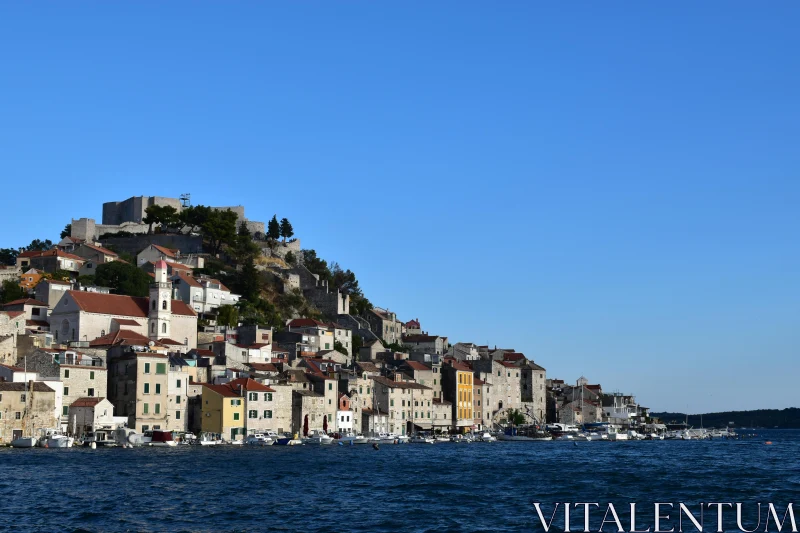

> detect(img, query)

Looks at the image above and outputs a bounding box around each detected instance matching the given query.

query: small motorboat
[410,434,435,444]
[302,430,334,445]
[82,429,118,447]
[39,429,75,448]
[10,436,38,448]
[275,433,303,446]
[478,432,497,442]
[148,430,177,447]
[450,434,471,443]
[198,432,222,446]
[338,432,369,445]
[246,433,274,446]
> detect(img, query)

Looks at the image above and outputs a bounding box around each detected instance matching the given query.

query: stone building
[472,359,523,420]
[364,308,403,345]
[0,382,57,443]
[371,375,433,436]
[102,196,184,226]
[225,378,280,435]
[291,390,325,436]
[48,261,198,348]
[68,397,120,438]
[35,279,72,309]
[404,334,447,355]
[107,350,173,432]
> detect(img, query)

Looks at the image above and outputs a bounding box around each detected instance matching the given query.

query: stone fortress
[71,195,266,242]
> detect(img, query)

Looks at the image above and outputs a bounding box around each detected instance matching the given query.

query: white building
[172,272,240,316]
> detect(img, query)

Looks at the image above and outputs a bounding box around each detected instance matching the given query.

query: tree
[284,251,296,266]
[1,280,25,304]
[279,218,294,242]
[60,224,72,239]
[334,340,347,355]
[301,249,331,282]
[94,261,151,297]
[77,275,96,287]
[43,270,72,283]
[231,222,260,264]
[201,209,238,255]
[143,205,180,234]
[352,334,363,357]
[25,239,53,251]
[178,205,212,234]
[267,215,281,241]
[506,409,527,426]
[216,305,239,328]
[0,248,18,266]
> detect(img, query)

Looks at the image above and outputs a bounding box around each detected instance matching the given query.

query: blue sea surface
[0,430,797,533]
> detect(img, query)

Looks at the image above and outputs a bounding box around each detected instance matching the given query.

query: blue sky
[1,2,798,413]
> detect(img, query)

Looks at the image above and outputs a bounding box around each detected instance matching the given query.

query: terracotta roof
[402,361,431,371]
[174,271,201,288]
[371,376,431,391]
[88,329,160,347]
[502,352,526,362]
[112,318,141,326]
[355,362,380,374]
[227,378,275,393]
[247,362,278,372]
[403,334,441,343]
[3,311,24,319]
[202,383,242,398]
[498,361,517,368]
[3,298,48,307]
[26,320,50,327]
[526,361,546,371]
[32,249,85,262]
[151,245,178,258]
[70,397,106,407]
[474,378,486,385]
[43,279,72,286]
[288,318,329,329]
[81,244,118,257]
[188,349,216,358]
[159,338,184,345]
[405,319,420,328]
[449,361,472,372]
[0,382,54,392]
[68,290,196,317]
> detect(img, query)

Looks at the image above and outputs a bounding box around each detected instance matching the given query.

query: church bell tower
[149,259,172,340]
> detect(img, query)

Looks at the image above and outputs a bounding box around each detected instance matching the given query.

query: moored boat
[275,433,303,446]
[302,430,334,445]
[498,425,553,441]
[10,436,38,448]
[148,430,177,447]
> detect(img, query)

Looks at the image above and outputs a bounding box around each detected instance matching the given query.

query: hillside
[652,408,800,428]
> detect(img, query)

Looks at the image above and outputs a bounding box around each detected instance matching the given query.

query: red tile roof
[405,318,421,328]
[88,329,160,347]
[0,363,25,372]
[202,383,244,398]
[112,318,141,326]
[151,245,178,258]
[247,362,279,372]
[70,397,106,407]
[403,334,441,343]
[402,360,431,371]
[174,271,201,288]
[159,338,184,345]
[227,378,275,392]
[287,318,329,328]
[3,298,48,307]
[3,311,24,319]
[68,290,196,317]
[81,243,118,257]
[502,352,526,362]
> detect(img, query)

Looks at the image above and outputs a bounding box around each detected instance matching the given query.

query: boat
[10,436,38,448]
[147,430,177,447]
[302,430,334,445]
[82,429,118,447]
[498,425,553,441]
[246,433,275,446]
[198,432,222,446]
[478,432,497,442]
[435,435,450,443]
[39,429,75,448]
[338,432,369,445]
[275,433,303,446]
[450,434,471,443]
[410,434,435,444]
[369,432,403,444]
[606,426,628,441]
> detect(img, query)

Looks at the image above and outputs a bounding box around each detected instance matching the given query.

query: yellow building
[444,361,474,433]
[201,383,245,442]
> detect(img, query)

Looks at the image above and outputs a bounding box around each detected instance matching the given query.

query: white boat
[302,430,334,445]
[339,432,369,445]
[607,426,628,441]
[275,433,303,446]
[10,436,38,448]
[478,432,497,442]
[498,426,553,441]
[146,430,177,447]
[40,429,75,448]
[246,433,274,446]
[82,429,118,447]
[450,434,471,443]
[410,434,435,444]
[198,432,222,446]
[627,430,645,440]
[435,436,450,443]
[370,433,403,444]
[556,434,575,441]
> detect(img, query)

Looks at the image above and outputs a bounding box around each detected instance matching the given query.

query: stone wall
[98,234,205,256]
[102,196,183,225]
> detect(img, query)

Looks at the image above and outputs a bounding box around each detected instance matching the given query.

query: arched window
[152,300,156,311]
[101,330,105,337]
[162,300,167,310]
[162,323,167,334]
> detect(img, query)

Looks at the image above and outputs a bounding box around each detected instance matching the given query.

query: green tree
[0,248,18,266]
[231,222,260,264]
[352,334,363,357]
[201,209,238,255]
[77,275,96,286]
[301,249,331,282]
[284,251,296,266]
[143,205,180,234]
[25,239,53,251]
[505,409,527,426]
[279,218,294,242]
[267,215,281,241]
[94,261,151,297]
[0,280,26,303]
[334,340,347,355]
[178,205,212,233]
[44,270,73,283]
[60,224,72,239]
[216,305,240,328]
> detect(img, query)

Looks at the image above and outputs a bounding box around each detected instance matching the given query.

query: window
[151,323,155,334]
[266,393,272,401]
[249,410,258,419]
[433,379,437,385]
[233,412,240,421]
[20,393,26,402]
[62,406,68,416]
[90,371,95,380]
[88,388,95,397]
[144,383,150,394]
[359,386,362,394]
[64,369,70,378]
[390,399,394,407]
[162,323,167,334]
[156,363,166,374]
[155,384,161,395]
[63,387,69,396]
[144,363,151,374]
[162,300,167,310]
[366,387,370,394]
[231,399,241,406]
[176,411,181,420]
[176,379,182,388]
[325,343,330,350]
[16,412,22,419]
[143,403,149,414]
[264,410,272,419]
[328,383,332,391]
[249,392,257,401]
[328,414,332,422]
[176,395,181,404]
[155,404,160,414]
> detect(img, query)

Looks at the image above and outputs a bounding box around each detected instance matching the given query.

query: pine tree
[267,215,281,241]
[279,218,294,242]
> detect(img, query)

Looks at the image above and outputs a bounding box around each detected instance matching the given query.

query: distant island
[652,408,800,429]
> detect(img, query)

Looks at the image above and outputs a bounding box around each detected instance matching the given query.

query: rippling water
[1,430,797,533]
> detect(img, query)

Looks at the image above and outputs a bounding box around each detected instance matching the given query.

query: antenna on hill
[180,193,191,207]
